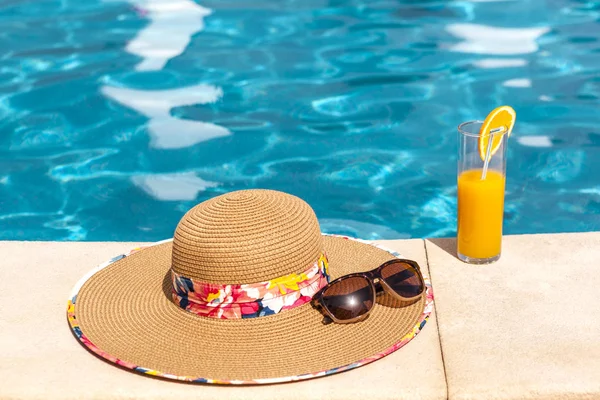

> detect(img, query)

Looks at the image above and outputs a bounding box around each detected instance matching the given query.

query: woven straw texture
[172,190,322,283]
[73,190,426,382]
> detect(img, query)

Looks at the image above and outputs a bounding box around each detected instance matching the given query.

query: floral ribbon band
[171,253,330,319]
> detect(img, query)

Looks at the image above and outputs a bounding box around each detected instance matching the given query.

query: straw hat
[67,189,433,384]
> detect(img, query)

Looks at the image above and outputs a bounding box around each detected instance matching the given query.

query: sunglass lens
[381,261,424,298]
[321,276,374,321]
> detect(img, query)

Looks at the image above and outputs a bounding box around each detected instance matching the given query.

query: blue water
[1,0,600,241]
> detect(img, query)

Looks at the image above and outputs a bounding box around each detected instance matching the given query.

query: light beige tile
[426,232,600,400]
[0,239,446,400]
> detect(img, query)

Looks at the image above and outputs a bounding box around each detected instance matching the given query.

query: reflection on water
[503,78,532,88]
[101,0,230,150]
[101,84,231,149]
[122,0,211,71]
[447,24,550,55]
[132,172,219,201]
[472,58,527,69]
[517,136,552,148]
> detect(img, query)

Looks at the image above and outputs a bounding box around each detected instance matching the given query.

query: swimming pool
[1,0,599,241]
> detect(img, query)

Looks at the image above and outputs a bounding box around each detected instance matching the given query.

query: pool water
[1,0,599,241]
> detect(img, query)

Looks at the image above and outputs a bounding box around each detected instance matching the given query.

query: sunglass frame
[311,259,426,324]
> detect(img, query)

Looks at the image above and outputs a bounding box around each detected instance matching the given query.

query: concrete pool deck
[1,231,599,399]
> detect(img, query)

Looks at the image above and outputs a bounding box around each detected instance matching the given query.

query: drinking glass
[457,121,508,264]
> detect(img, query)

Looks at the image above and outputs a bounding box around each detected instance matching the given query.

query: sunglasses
[311,259,425,324]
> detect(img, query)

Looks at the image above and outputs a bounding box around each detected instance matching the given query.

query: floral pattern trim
[67,235,434,385]
[171,253,330,319]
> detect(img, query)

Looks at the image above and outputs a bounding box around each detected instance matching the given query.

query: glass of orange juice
[457,116,511,264]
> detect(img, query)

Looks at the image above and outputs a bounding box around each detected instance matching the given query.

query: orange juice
[457,169,506,259]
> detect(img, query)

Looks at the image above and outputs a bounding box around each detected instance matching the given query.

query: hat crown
[171,190,323,284]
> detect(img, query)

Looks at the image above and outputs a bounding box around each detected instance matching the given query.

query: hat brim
[68,234,434,385]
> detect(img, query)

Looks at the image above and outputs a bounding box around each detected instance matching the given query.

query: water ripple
[1,0,600,240]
